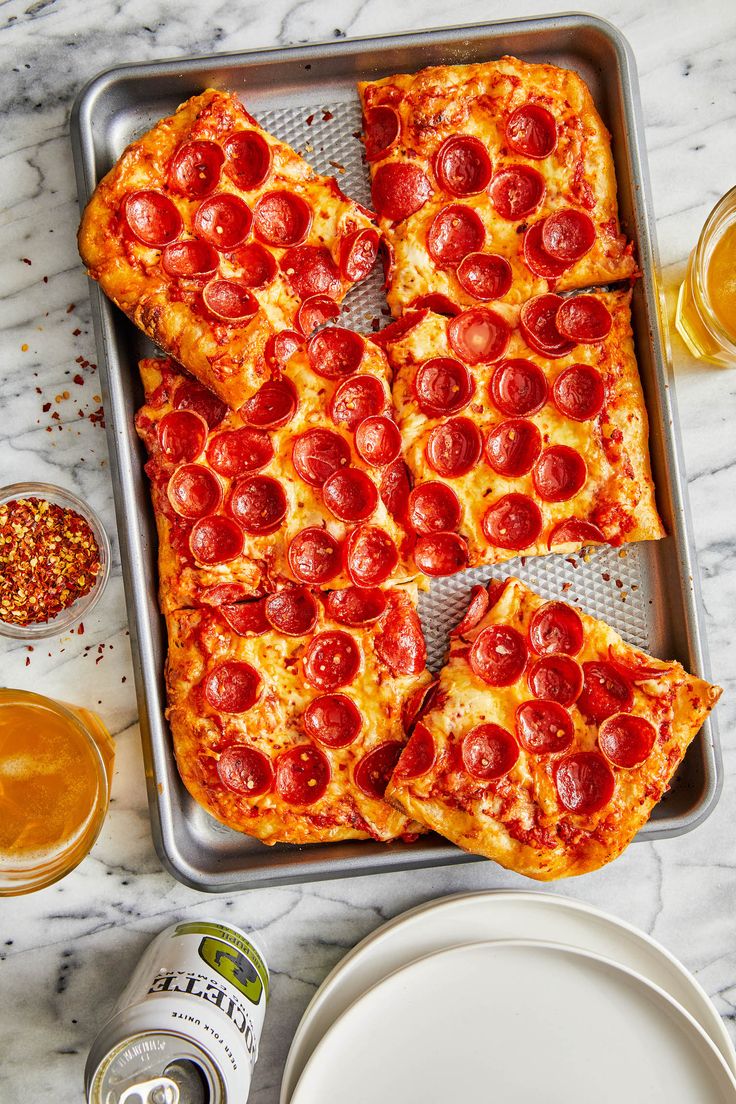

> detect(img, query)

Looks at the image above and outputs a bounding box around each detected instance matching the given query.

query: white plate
[281,891,735,1101]
[290,941,736,1104]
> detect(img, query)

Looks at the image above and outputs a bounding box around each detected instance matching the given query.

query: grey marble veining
[1,1,736,1100]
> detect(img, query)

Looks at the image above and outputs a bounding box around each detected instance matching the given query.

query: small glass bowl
[0,482,111,639]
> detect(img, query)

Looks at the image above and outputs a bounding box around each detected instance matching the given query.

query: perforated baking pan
[70,14,722,891]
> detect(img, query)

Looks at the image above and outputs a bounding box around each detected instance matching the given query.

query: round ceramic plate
[290,941,736,1104]
[281,891,735,1102]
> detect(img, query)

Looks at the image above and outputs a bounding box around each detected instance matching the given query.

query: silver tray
[70,14,722,891]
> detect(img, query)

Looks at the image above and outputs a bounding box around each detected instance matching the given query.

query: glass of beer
[0,689,114,895]
[676,185,736,367]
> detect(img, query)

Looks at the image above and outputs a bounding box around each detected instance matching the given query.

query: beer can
[85,918,269,1104]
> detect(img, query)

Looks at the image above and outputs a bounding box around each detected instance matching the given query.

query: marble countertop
[1,0,735,1099]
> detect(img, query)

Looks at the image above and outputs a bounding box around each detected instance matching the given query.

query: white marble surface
[1,0,736,1099]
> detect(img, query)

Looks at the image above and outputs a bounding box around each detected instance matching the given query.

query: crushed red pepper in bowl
[0,484,110,638]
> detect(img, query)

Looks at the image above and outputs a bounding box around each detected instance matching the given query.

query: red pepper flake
[305,113,315,126]
[22,257,32,265]
[122,676,127,683]
[72,328,81,337]
[322,110,334,121]
[25,656,31,666]
[0,496,101,627]
[42,402,51,412]
[43,275,48,284]
[89,406,106,428]
[73,375,84,386]
[77,622,85,635]
[66,303,75,314]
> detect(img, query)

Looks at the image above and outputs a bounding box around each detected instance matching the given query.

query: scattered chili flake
[322,110,334,121]
[43,275,48,284]
[305,113,315,126]
[72,328,81,337]
[42,402,51,412]
[73,375,84,385]
[66,303,75,313]
[22,257,32,265]
[25,656,30,666]
[89,406,105,428]
[0,496,101,627]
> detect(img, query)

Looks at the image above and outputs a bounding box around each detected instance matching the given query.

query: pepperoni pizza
[166,585,432,844]
[387,577,721,878]
[135,335,414,611]
[78,89,379,410]
[379,289,664,575]
[359,55,637,315]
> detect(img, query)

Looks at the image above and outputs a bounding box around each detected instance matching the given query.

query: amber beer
[85,920,269,1104]
[676,184,736,367]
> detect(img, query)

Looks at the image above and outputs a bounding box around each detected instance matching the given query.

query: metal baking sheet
[70,15,722,892]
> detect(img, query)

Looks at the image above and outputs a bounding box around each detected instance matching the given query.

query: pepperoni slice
[553,364,605,421]
[414,532,469,577]
[331,374,387,430]
[516,699,574,755]
[206,427,273,477]
[427,205,486,267]
[219,598,269,636]
[276,745,330,805]
[296,295,340,336]
[402,682,439,731]
[158,410,207,463]
[264,587,318,636]
[434,135,492,197]
[447,308,510,365]
[598,713,657,768]
[189,515,244,565]
[578,661,634,724]
[426,417,482,478]
[451,584,490,637]
[242,378,297,429]
[542,210,596,263]
[533,446,587,502]
[204,661,261,713]
[555,752,615,815]
[364,105,401,161]
[194,194,252,251]
[456,253,512,301]
[355,416,401,468]
[519,294,576,358]
[414,358,474,417]
[375,603,426,675]
[489,164,546,221]
[162,239,219,279]
[556,296,612,343]
[485,418,542,477]
[395,722,436,779]
[307,327,364,380]
[228,475,287,534]
[167,464,222,519]
[281,245,341,300]
[529,602,584,657]
[469,625,528,686]
[528,655,583,706]
[264,330,302,372]
[288,527,342,584]
[325,586,387,626]
[354,741,404,799]
[379,459,411,526]
[505,103,558,159]
[322,467,378,522]
[223,129,272,191]
[174,379,227,428]
[462,724,519,780]
[292,428,350,487]
[522,221,571,280]
[303,630,361,691]
[371,310,428,349]
[339,227,380,283]
[202,280,259,322]
[607,647,670,684]
[304,694,363,749]
[253,191,312,247]
[482,494,542,550]
[217,744,273,796]
[548,517,607,550]
[346,525,399,587]
[408,481,461,534]
[409,294,461,316]
[490,359,548,417]
[169,140,225,198]
[372,162,432,223]
[229,242,277,288]
[123,190,182,247]
[200,583,251,607]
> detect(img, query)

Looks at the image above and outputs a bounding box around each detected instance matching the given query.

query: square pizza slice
[386,577,721,879]
[166,584,432,845]
[379,289,664,576]
[135,329,415,612]
[78,89,379,409]
[358,55,637,314]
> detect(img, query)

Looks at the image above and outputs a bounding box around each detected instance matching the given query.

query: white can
[85,918,269,1104]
